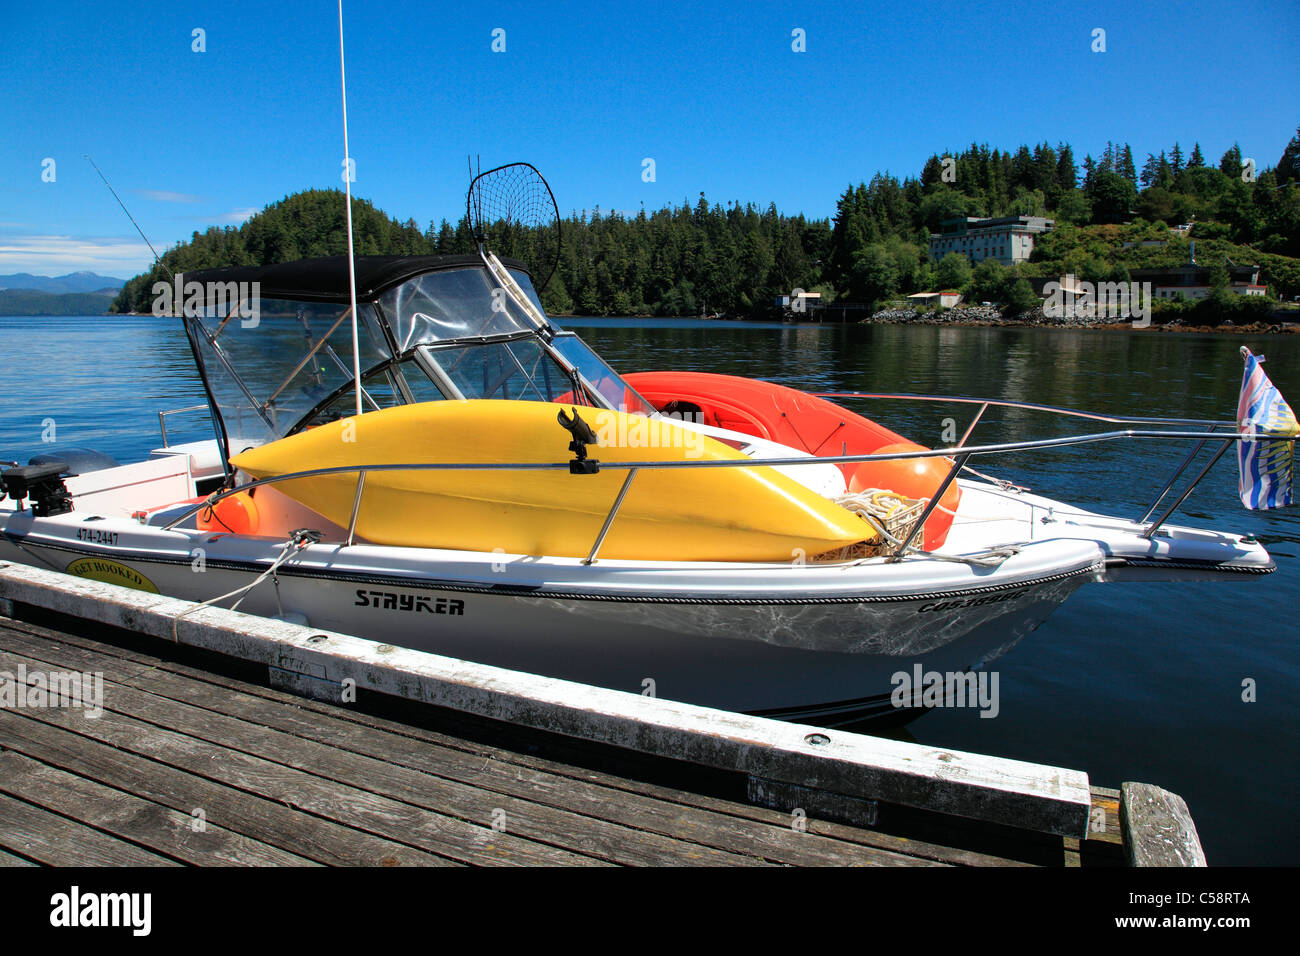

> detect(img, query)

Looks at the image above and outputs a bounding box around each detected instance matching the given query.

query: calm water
[1,315,1297,864]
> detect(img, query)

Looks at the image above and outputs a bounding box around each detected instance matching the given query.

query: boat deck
[0,608,1133,867]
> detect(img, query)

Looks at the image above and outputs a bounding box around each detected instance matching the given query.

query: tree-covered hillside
[0,289,117,316]
[113,128,1300,316]
[113,190,431,313]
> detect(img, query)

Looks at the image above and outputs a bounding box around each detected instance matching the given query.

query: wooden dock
[0,563,1203,867]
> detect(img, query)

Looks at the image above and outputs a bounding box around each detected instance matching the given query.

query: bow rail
[157,421,1292,563]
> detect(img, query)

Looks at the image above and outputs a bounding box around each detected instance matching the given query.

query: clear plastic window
[188,299,391,451]
[551,332,657,415]
[380,267,547,352]
[422,339,577,402]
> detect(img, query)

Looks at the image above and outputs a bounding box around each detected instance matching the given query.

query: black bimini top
[184,254,531,304]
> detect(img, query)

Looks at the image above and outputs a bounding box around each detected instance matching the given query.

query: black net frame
[466,162,561,293]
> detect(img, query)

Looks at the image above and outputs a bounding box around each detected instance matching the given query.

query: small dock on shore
[0,563,1204,867]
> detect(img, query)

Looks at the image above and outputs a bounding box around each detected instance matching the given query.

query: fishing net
[467,162,561,293]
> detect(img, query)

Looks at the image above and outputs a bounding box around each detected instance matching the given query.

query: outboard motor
[1,460,73,516]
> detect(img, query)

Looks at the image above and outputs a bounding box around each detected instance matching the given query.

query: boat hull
[4,469,1272,726]
[0,515,1102,725]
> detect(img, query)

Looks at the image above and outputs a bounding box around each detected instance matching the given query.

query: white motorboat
[0,167,1289,726]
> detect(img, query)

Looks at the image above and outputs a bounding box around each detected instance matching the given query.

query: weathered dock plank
[0,623,946,867]
[0,563,1094,839]
[0,750,316,866]
[0,708,454,867]
[1121,781,1207,867]
[0,674,610,868]
[0,638,768,867]
[2,615,1013,866]
[0,791,178,867]
[0,848,38,867]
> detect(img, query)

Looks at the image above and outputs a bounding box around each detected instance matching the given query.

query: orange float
[197,490,260,535]
[622,372,909,472]
[846,442,959,550]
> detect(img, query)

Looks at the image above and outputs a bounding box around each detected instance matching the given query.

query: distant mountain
[0,272,126,294]
[0,288,116,315]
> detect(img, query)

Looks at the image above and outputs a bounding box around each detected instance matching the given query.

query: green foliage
[0,289,116,315]
[1156,289,1281,325]
[1050,189,1089,225]
[110,130,1300,318]
[112,189,831,318]
[541,276,573,315]
[1004,278,1040,316]
[113,189,430,313]
[1219,143,1244,178]
[1278,128,1300,186]
[968,259,1010,303]
[935,252,972,290]
[849,245,899,305]
[539,200,830,315]
[918,186,973,231]
[1085,170,1137,224]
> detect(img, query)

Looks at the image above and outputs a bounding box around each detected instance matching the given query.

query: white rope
[170,532,313,641]
[825,488,1016,567]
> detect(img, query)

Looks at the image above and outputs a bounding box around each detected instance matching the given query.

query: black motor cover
[29,446,120,475]
[2,460,73,516]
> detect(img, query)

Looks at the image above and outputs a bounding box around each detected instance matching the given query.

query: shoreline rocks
[861,305,1296,333]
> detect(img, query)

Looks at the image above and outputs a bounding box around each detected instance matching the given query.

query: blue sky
[1,0,1297,277]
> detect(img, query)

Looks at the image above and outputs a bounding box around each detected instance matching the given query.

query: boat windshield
[551,331,657,416]
[186,298,394,454]
[419,338,580,403]
[185,263,658,460]
[379,267,547,351]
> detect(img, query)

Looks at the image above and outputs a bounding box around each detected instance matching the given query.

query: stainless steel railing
[156,405,212,447]
[808,391,1249,544]
[811,391,1231,428]
[159,418,1294,563]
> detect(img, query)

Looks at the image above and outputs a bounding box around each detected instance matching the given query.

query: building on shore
[1129,248,1266,301]
[928,215,1054,265]
[774,290,824,321]
[906,290,964,309]
[774,291,822,312]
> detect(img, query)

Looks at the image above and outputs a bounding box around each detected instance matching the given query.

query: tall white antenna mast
[338,0,362,416]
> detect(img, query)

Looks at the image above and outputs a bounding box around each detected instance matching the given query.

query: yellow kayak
[230,400,870,561]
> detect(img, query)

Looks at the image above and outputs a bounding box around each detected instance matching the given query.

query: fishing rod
[84,155,233,481]
[84,154,175,283]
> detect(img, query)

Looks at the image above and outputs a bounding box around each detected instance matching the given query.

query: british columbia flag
[1237,347,1298,510]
